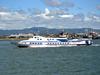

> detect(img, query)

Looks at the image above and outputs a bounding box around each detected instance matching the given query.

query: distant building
[59,32,67,38]
[8,33,34,38]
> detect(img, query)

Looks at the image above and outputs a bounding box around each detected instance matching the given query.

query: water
[0,40,100,75]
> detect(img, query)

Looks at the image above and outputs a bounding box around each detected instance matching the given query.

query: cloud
[62,1,75,8]
[59,14,74,18]
[0,7,100,30]
[43,0,75,9]
[0,10,28,20]
[96,5,100,10]
[86,13,100,22]
[34,8,54,19]
[43,0,62,7]
[50,9,65,15]
[0,12,10,16]
[73,13,85,21]
[0,7,10,12]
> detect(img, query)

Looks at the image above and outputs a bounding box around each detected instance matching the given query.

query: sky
[0,0,100,29]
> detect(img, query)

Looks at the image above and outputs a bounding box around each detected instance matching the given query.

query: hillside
[0,27,100,35]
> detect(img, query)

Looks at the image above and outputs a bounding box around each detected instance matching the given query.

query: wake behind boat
[17,36,93,48]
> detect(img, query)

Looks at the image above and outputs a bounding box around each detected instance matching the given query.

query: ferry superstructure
[17,36,92,48]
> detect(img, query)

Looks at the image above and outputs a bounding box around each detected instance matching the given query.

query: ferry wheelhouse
[17,36,92,48]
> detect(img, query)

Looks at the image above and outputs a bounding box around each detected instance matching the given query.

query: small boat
[17,36,93,48]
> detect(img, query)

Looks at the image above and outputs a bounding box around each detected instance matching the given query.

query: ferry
[17,36,92,48]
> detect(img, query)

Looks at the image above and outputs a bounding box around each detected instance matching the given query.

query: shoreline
[0,38,28,41]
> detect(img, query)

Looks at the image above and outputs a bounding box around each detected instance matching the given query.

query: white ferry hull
[17,36,92,48]
[17,42,91,48]
[18,44,78,48]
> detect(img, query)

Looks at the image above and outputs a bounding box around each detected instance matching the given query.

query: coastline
[0,32,100,41]
[0,38,28,41]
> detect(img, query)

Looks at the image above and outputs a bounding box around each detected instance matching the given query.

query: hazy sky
[0,0,100,29]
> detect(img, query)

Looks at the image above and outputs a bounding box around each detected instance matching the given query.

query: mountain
[0,27,100,36]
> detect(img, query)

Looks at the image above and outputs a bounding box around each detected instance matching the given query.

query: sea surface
[0,40,100,75]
